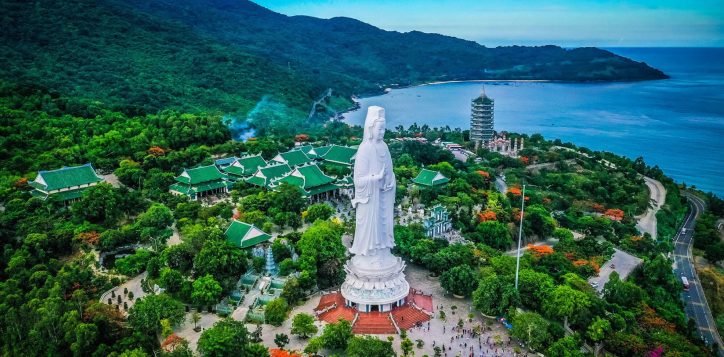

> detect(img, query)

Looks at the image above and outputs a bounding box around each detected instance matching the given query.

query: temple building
[223,154,267,181]
[485,133,524,158]
[29,163,104,203]
[412,169,450,187]
[225,220,272,249]
[318,145,357,166]
[273,164,342,201]
[169,164,228,200]
[244,163,292,188]
[335,175,354,197]
[213,156,239,169]
[271,149,313,167]
[470,90,494,150]
[293,144,320,159]
[423,204,452,238]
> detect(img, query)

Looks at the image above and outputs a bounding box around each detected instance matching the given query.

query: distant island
[1,0,667,120]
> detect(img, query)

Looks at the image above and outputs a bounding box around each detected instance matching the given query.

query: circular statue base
[340,250,410,312]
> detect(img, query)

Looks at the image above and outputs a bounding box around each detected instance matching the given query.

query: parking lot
[588,249,643,294]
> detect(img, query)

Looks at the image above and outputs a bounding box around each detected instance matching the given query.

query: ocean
[343,48,724,198]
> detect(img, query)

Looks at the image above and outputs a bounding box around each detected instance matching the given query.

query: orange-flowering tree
[14,177,28,188]
[639,305,676,334]
[604,208,624,221]
[147,146,166,156]
[527,244,554,257]
[476,170,490,179]
[76,231,100,246]
[478,210,497,222]
[270,349,302,357]
[295,134,309,142]
[520,156,530,165]
[592,203,606,213]
[161,334,187,352]
[508,186,522,196]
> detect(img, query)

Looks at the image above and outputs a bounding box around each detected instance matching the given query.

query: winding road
[635,176,666,239]
[674,193,723,354]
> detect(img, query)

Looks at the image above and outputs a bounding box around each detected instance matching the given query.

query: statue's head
[364,106,386,143]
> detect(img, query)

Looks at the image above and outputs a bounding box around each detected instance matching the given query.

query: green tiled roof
[245,176,267,187]
[273,150,312,167]
[314,146,332,157]
[276,175,305,188]
[32,188,89,202]
[297,165,335,187]
[305,183,340,197]
[275,164,338,197]
[225,220,271,249]
[224,155,267,177]
[245,163,292,187]
[169,183,193,195]
[30,189,48,199]
[193,180,227,192]
[336,175,354,187]
[320,145,357,165]
[31,164,102,191]
[296,145,318,158]
[51,189,86,202]
[412,169,450,187]
[223,165,245,177]
[175,165,226,184]
[277,165,335,190]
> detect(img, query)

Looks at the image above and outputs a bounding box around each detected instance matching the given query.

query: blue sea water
[344,48,724,197]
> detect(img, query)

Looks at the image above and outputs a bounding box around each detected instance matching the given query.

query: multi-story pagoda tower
[470,89,494,150]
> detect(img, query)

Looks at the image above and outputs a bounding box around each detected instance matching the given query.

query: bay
[343,48,724,197]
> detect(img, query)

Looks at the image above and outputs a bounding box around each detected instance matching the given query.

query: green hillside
[0,0,325,116]
[125,0,668,91]
[1,0,667,119]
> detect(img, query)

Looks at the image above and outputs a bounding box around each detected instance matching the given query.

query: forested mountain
[125,0,667,90]
[1,0,666,118]
[0,0,323,116]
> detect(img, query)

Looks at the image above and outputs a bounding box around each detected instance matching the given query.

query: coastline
[420,79,551,86]
[339,79,552,121]
[337,52,724,198]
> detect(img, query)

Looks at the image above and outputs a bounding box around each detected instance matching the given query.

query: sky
[254,0,724,47]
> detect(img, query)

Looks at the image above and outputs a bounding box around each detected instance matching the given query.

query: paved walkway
[525,159,576,173]
[99,271,148,315]
[495,176,507,194]
[174,311,221,352]
[167,224,182,246]
[198,264,526,356]
[101,173,122,188]
[635,176,666,239]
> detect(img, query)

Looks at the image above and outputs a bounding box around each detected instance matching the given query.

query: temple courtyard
[199,263,530,356]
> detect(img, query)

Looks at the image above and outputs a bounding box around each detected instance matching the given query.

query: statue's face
[372,120,385,142]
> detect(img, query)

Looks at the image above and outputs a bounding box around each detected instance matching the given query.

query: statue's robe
[350,140,396,256]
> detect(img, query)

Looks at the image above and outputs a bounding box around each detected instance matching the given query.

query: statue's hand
[372,165,385,182]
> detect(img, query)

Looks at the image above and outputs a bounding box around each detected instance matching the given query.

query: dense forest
[2,0,666,121]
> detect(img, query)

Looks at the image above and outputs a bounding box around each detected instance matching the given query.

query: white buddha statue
[342,106,409,311]
[350,106,396,256]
